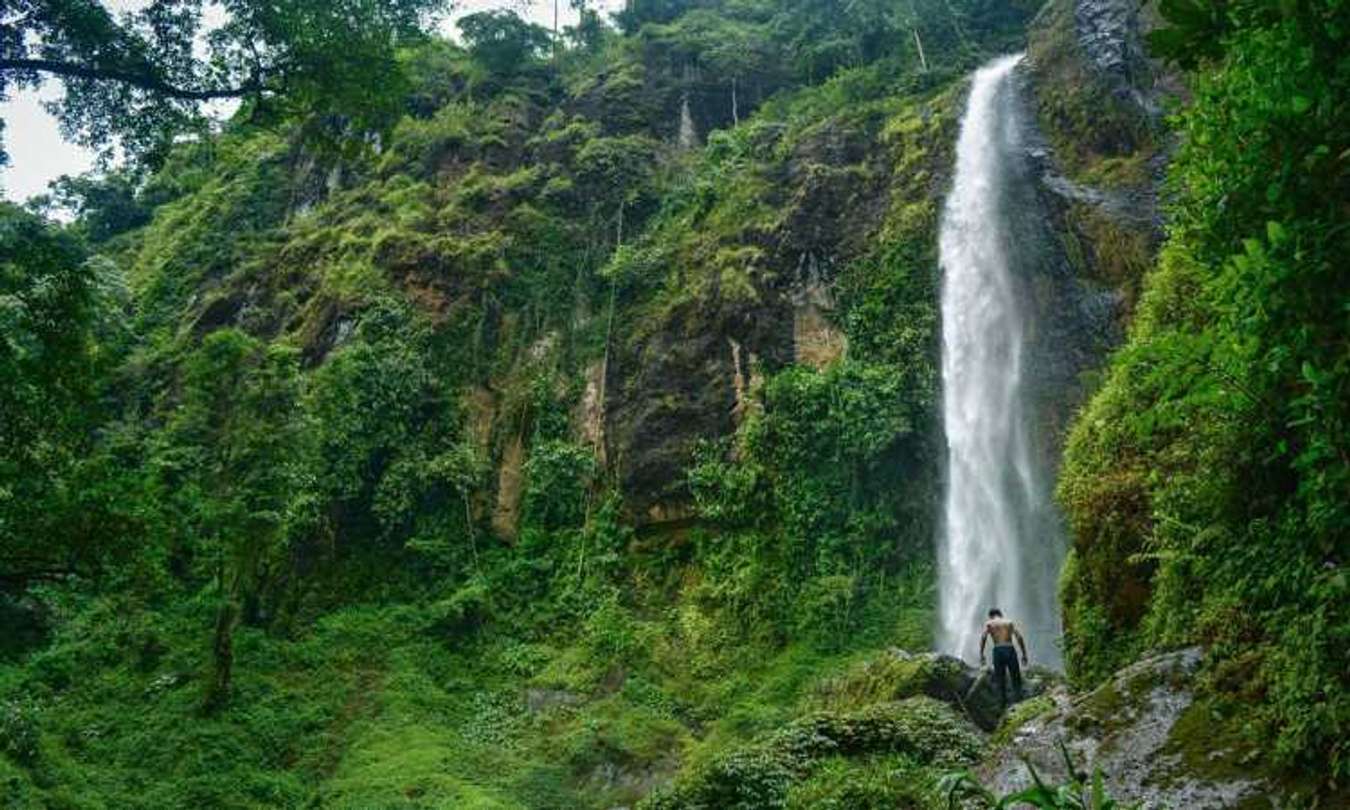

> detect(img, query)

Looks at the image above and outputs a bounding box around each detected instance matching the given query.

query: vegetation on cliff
[1056,0,1349,788]
[2,1,1032,806]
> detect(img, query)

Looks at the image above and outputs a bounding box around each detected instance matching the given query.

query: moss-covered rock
[814,649,1060,732]
[976,648,1293,808]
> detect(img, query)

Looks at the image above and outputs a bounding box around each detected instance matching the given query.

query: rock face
[978,648,1272,809]
[1004,0,1179,474]
[1073,0,1160,115]
[602,98,955,527]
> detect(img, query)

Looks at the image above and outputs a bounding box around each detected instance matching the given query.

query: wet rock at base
[962,662,1057,732]
[977,647,1271,809]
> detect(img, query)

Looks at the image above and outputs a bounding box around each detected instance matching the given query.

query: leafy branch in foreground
[1,0,448,164]
[940,741,1144,810]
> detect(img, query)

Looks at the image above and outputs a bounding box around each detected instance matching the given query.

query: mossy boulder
[976,647,1288,808]
[813,650,976,709]
[814,649,1058,732]
[962,664,1059,732]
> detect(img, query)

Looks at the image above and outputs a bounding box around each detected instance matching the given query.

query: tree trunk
[203,592,240,713]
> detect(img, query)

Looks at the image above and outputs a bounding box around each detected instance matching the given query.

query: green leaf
[1265,220,1287,244]
[1291,95,1312,114]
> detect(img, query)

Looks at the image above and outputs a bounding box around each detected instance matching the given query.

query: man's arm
[1014,625,1028,665]
[979,624,989,664]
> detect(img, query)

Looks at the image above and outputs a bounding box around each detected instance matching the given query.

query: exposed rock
[1074,0,1158,116]
[464,386,497,453]
[791,256,847,369]
[602,95,937,526]
[1015,0,1171,466]
[524,687,583,714]
[963,664,1059,732]
[491,434,525,541]
[727,337,763,426]
[588,756,680,806]
[575,361,608,462]
[527,330,559,361]
[978,647,1274,809]
[605,296,792,525]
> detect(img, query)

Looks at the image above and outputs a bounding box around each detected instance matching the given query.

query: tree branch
[0,58,263,101]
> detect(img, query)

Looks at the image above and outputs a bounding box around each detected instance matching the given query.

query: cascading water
[936,53,1064,668]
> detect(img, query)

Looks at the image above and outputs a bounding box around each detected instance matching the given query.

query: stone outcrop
[1001,0,1181,474]
[978,648,1275,809]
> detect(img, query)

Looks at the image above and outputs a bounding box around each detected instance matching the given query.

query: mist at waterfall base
[936,54,1065,669]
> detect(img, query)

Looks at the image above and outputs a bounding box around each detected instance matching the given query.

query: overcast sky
[0,0,619,204]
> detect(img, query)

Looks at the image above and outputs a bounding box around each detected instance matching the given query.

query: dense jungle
[0,0,1346,807]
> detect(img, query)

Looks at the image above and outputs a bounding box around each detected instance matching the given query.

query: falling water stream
[936,54,1064,668]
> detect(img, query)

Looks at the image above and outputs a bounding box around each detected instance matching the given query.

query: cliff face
[1012,0,1175,473]
[603,89,958,527]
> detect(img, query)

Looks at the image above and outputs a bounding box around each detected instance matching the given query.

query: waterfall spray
[936,54,1064,668]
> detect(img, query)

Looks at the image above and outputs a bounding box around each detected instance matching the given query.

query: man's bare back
[980,616,1027,663]
[985,617,1017,646]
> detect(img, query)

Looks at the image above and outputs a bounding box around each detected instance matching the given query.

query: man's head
[988,608,1003,619]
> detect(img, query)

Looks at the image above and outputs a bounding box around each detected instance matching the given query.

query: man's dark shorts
[992,645,1023,704]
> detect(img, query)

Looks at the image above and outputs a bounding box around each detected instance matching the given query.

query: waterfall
[936,53,1064,668]
[678,94,698,150]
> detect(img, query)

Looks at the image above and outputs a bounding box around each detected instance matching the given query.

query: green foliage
[457,10,554,77]
[1057,0,1350,783]
[688,359,934,639]
[644,697,981,809]
[2,0,1275,804]
[0,203,129,590]
[50,170,153,243]
[785,754,937,809]
[0,698,40,764]
[522,440,596,532]
[1,0,449,164]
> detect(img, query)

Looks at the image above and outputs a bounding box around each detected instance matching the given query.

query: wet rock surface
[962,662,1057,732]
[978,647,1272,809]
[1074,0,1158,115]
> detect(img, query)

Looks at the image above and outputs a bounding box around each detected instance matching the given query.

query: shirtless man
[979,608,1028,706]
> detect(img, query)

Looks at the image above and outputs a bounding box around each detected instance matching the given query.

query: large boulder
[977,647,1275,808]
[962,661,1058,732]
[812,649,1059,732]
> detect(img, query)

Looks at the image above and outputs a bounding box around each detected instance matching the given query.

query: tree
[611,0,696,35]
[162,329,302,711]
[456,9,553,76]
[565,0,606,53]
[49,170,151,243]
[0,203,105,591]
[0,0,448,164]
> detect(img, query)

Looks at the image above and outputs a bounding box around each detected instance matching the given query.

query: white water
[936,53,1063,668]
[678,94,698,150]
